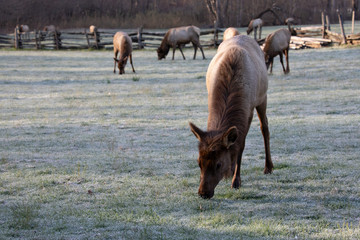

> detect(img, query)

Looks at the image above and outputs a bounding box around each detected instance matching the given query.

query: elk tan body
[89,25,97,34]
[113,32,135,75]
[190,35,273,199]
[157,25,205,60]
[223,27,240,41]
[263,28,291,74]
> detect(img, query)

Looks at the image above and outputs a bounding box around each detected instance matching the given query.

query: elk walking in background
[263,28,291,74]
[223,27,240,41]
[113,32,135,75]
[157,25,205,60]
[189,35,273,199]
[246,18,263,40]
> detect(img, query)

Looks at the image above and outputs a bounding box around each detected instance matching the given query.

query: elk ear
[114,58,119,62]
[222,126,238,149]
[189,122,205,141]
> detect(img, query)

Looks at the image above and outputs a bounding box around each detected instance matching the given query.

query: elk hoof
[231,178,241,189]
[264,167,273,174]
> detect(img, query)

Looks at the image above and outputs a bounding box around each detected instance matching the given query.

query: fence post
[54,30,61,49]
[337,10,347,44]
[321,11,325,38]
[352,10,355,34]
[137,26,144,49]
[85,29,90,48]
[93,30,99,49]
[35,30,39,49]
[326,15,331,31]
[213,20,218,47]
[14,27,21,49]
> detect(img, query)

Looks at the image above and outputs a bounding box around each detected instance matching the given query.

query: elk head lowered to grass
[189,35,273,199]
[246,18,263,40]
[263,28,291,74]
[157,25,205,60]
[113,32,135,75]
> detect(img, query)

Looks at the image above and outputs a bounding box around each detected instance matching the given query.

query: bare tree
[204,0,229,27]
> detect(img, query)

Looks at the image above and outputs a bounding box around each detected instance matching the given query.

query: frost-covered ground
[0,45,359,239]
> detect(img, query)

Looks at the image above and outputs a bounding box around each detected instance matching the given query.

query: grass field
[0,44,360,239]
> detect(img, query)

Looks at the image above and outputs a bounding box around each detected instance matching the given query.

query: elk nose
[198,189,214,199]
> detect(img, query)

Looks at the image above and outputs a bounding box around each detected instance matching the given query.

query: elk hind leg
[256,98,273,174]
[129,54,135,73]
[284,48,290,74]
[192,42,198,59]
[279,52,286,74]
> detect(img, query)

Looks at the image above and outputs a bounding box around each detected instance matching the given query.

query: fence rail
[0,27,222,50]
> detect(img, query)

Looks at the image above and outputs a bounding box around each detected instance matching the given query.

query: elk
[89,25,97,34]
[246,18,263,40]
[189,35,273,199]
[263,28,291,74]
[113,32,135,75]
[17,24,30,39]
[157,25,205,60]
[223,27,240,41]
[43,25,56,32]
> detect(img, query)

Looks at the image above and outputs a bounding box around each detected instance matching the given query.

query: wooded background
[0,0,359,33]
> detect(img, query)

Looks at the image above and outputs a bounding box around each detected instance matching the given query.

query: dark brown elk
[263,28,291,74]
[189,35,273,199]
[113,32,135,75]
[246,18,263,40]
[223,27,239,41]
[157,26,205,60]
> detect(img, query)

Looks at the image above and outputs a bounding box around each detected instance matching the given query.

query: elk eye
[216,162,221,170]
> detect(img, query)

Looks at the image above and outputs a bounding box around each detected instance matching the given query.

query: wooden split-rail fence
[0,26,222,50]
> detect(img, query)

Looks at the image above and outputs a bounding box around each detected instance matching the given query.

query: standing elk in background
[157,25,205,60]
[189,35,273,199]
[223,27,240,41]
[263,28,291,74]
[18,24,30,39]
[113,32,135,75]
[246,18,263,41]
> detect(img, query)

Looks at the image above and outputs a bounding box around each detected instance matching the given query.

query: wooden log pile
[290,36,332,49]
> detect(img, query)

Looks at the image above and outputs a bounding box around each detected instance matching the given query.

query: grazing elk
[113,32,135,75]
[189,35,273,199]
[246,18,263,40]
[43,25,56,32]
[263,28,291,74]
[18,24,30,39]
[157,25,205,60]
[223,27,240,41]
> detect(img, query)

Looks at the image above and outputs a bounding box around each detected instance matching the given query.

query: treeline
[0,0,358,33]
